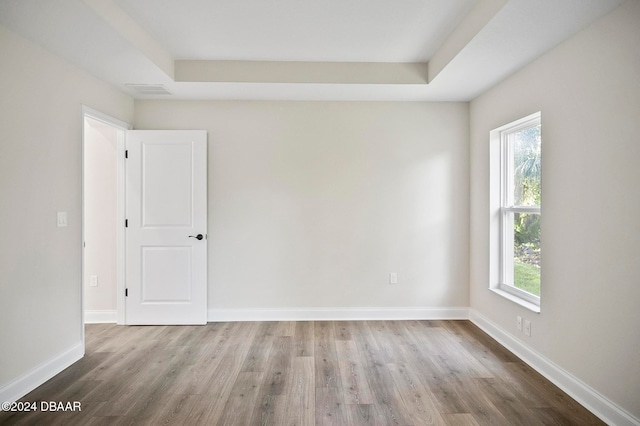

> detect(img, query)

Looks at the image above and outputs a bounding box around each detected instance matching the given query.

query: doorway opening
[81,106,131,329]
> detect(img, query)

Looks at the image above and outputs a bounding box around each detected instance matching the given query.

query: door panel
[141,246,192,302]
[142,142,193,227]
[125,130,207,325]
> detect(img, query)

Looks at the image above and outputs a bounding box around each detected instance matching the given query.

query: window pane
[513,212,540,296]
[512,124,541,206]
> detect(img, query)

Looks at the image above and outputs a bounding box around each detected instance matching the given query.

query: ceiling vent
[125,84,171,95]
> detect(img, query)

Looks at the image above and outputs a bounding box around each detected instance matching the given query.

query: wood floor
[0,320,604,425]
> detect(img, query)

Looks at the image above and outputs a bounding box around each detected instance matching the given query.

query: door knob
[189,234,204,240]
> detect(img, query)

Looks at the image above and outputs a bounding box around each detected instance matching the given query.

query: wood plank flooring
[0,321,604,425]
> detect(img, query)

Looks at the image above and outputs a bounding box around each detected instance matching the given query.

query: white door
[125,130,207,325]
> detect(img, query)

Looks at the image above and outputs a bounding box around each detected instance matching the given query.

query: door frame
[81,106,132,336]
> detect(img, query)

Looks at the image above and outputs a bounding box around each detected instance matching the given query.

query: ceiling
[113,0,478,63]
[0,0,625,101]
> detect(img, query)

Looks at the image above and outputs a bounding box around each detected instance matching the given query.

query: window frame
[490,112,541,311]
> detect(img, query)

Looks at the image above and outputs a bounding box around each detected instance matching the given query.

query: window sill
[490,288,541,313]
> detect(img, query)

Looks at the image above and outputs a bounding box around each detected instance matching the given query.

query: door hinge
[125,150,128,159]
[125,288,128,297]
[125,219,128,228]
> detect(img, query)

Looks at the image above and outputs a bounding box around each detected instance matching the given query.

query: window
[490,112,541,309]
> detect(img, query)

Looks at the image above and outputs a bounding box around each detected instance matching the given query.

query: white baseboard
[85,310,117,324]
[0,342,83,404]
[469,309,639,426]
[208,307,469,322]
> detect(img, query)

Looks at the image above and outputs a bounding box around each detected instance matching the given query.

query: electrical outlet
[57,211,67,227]
[517,316,522,331]
[524,320,531,336]
[389,272,398,285]
[90,275,98,287]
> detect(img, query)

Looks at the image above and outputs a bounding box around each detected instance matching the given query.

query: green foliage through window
[513,125,541,206]
[512,124,541,296]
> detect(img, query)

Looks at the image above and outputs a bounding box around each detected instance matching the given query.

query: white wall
[0,25,133,388]
[469,0,640,419]
[83,117,118,313]
[135,101,469,311]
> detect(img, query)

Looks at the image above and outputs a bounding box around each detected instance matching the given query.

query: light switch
[57,211,67,227]
[90,275,98,287]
